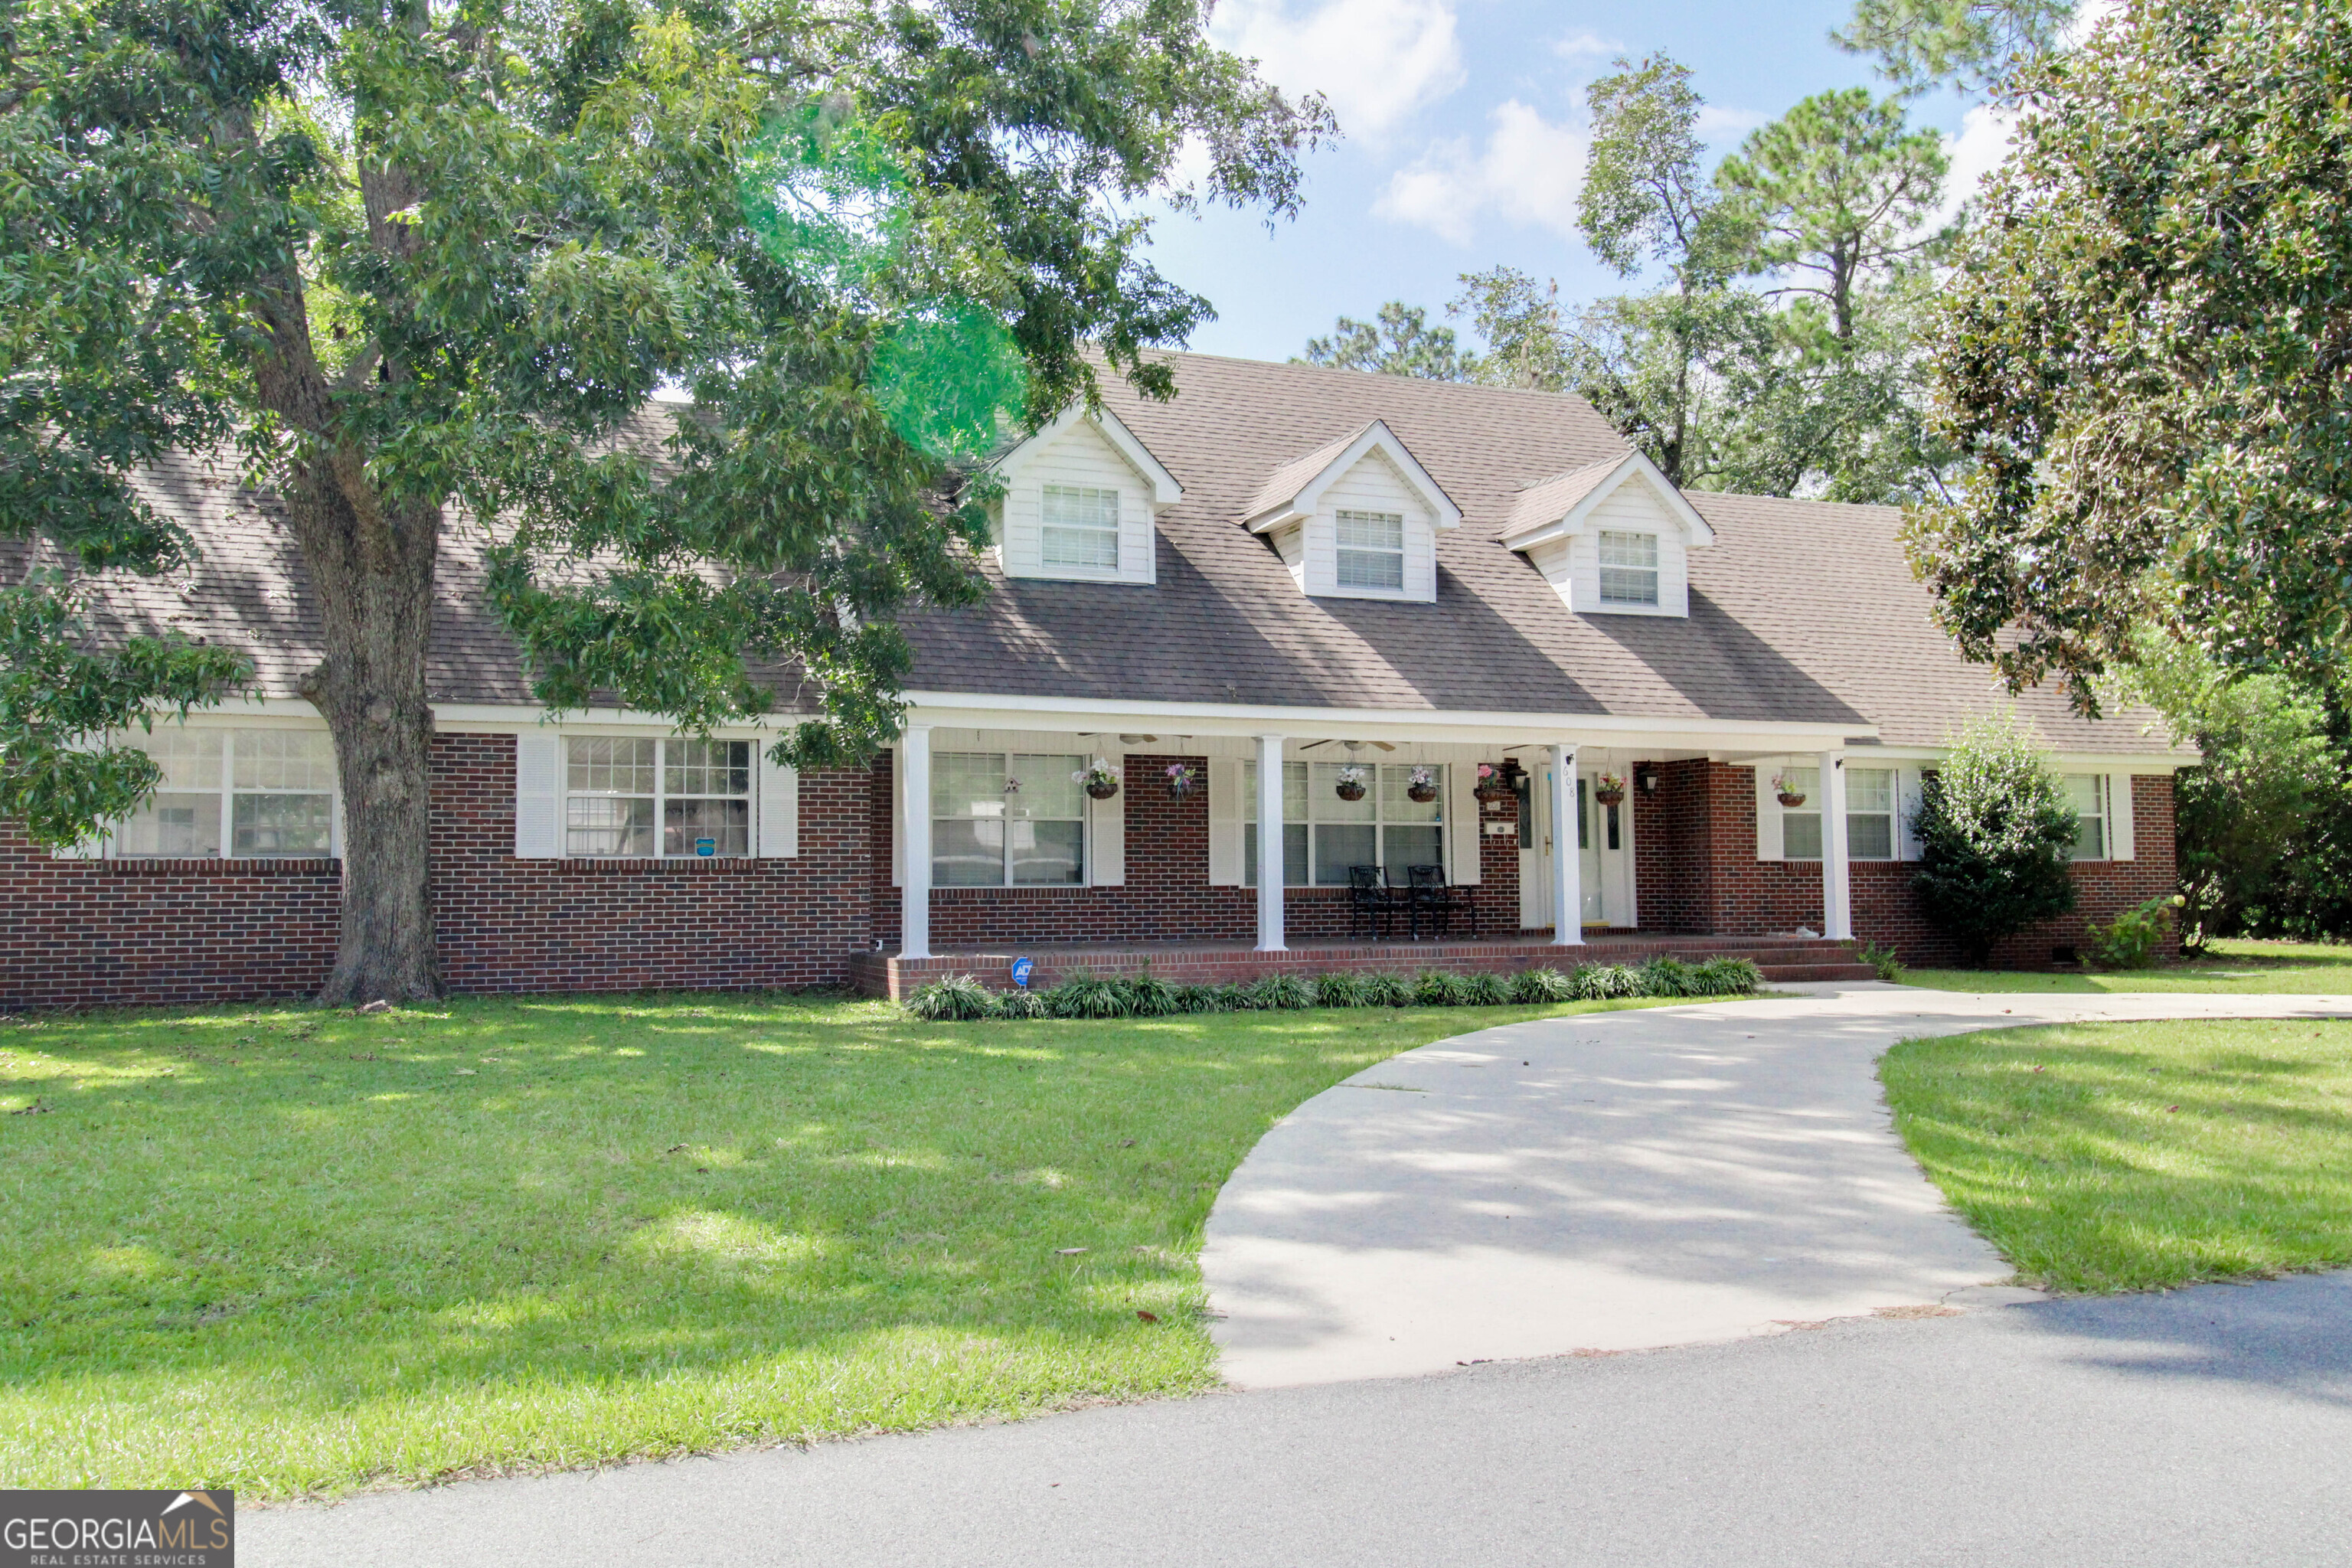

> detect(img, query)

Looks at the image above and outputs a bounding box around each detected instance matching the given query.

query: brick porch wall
[1634,760,2179,967]
[870,753,1523,949]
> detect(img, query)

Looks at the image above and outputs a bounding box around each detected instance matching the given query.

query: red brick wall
[871,753,1521,949]
[1633,760,2179,967]
[2,733,877,1008]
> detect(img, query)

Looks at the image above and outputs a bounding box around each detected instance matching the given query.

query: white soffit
[988,405,1182,505]
[1242,419,1463,534]
[1501,449,1717,552]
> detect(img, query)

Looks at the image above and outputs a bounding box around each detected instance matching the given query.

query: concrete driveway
[1204,983,2352,1386]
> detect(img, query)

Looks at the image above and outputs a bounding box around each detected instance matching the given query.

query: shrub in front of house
[1911,711,2081,966]
[2083,895,2181,969]
[903,958,1762,1021]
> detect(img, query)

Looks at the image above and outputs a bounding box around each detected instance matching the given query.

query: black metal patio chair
[1347,864,1406,940]
[1404,864,1474,939]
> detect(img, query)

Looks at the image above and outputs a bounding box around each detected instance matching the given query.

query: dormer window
[1336,509,1406,591]
[1042,485,1120,571]
[986,407,1182,585]
[1598,530,1659,606]
[1502,450,1717,619]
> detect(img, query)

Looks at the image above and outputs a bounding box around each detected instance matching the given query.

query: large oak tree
[0,0,1328,1001]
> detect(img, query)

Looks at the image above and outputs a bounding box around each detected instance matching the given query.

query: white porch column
[1256,733,1287,952]
[900,724,933,959]
[1818,746,1851,940]
[1550,743,1583,947]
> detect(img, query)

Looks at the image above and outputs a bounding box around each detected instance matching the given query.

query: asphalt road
[248,1269,2352,1567]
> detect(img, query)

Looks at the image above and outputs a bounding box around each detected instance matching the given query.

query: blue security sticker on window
[695,838,716,857]
[1010,956,1034,989]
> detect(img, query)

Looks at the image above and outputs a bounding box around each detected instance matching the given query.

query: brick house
[2,354,2190,1008]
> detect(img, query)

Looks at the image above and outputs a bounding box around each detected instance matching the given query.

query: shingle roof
[896,351,2176,753]
[1507,458,1626,540]
[16,354,2176,753]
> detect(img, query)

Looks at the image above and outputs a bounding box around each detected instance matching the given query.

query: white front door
[1519,767,1607,931]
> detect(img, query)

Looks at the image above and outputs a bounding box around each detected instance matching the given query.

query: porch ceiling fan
[1298,738,1397,753]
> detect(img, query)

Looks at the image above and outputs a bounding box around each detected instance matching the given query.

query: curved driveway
[1203,982,2352,1387]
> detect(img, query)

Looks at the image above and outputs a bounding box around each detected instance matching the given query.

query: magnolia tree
[0,0,1330,1002]
[1909,712,2079,965]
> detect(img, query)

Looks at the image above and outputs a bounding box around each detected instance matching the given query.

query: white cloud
[1695,105,1768,144]
[1552,30,1619,60]
[1374,100,1588,245]
[1936,100,2018,226]
[1210,0,1465,141]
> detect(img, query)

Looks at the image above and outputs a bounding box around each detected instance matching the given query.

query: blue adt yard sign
[1010,956,1035,989]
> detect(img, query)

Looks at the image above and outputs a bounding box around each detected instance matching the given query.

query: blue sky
[1139,0,2010,363]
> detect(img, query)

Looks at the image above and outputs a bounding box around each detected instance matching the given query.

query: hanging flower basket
[1771,769,1806,808]
[1073,759,1122,800]
[1474,762,1514,801]
[1163,761,1198,800]
[1592,772,1628,808]
[1406,765,1439,804]
[1334,764,1368,802]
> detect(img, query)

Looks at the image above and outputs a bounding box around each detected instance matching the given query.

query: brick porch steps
[851,933,1873,1000]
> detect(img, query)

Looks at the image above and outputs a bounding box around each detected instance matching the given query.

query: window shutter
[1896,767,1926,861]
[1753,764,1783,861]
[757,749,799,858]
[1444,762,1481,884]
[514,730,563,858]
[2109,774,2135,861]
[1207,758,1244,885]
[1089,755,1126,887]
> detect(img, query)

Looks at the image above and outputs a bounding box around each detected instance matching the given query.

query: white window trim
[2067,773,2112,862]
[1596,529,1661,607]
[1243,760,1449,888]
[1040,483,1123,574]
[562,735,756,860]
[90,724,341,861]
[515,730,796,861]
[1334,508,1407,594]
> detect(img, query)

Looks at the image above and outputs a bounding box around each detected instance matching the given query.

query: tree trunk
[289,469,446,1005]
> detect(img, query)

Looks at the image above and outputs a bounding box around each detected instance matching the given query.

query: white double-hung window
[1779,765,1896,861]
[2066,774,2109,859]
[114,727,337,858]
[932,752,1086,886]
[1245,761,1444,885]
[1040,485,1121,571]
[565,737,750,858]
[1597,530,1660,606]
[1334,509,1406,591]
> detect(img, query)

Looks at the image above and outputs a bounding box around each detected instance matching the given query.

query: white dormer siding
[988,407,1183,586]
[1502,451,1715,619]
[1243,420,1461,606]
[1292,450,1439,603]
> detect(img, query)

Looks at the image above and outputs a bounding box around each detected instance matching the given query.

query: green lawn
[1903,936,2352,994]
[0,991,1664,1498]
[1883,1017,2352,1292]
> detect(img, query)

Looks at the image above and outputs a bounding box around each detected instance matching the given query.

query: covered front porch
[874,696,1876,978]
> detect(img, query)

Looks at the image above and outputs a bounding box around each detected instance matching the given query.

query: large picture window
[1246,760,1443,886]
[116,727,336,858]
[933,752,1086,887]
[1334,509,1406,591]
[1040,485,1120,571]
[566,737,750,858]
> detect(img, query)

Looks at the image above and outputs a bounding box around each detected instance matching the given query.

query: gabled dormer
[1242,420,1462,604]
[988,406,1182,585]
[1503,449,1717,618]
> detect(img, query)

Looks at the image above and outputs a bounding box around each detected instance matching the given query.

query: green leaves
[1911,0,2352,707]
[1910,710,2080,963]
